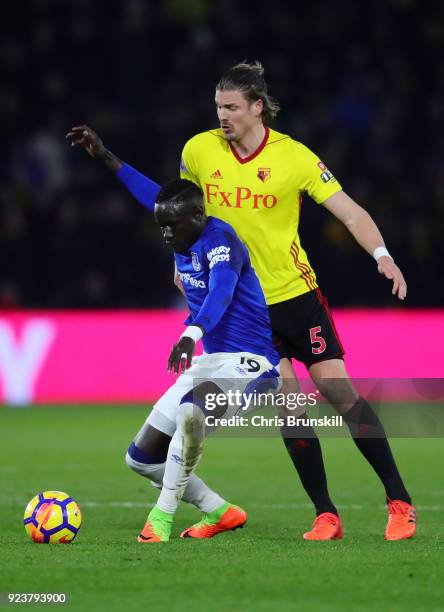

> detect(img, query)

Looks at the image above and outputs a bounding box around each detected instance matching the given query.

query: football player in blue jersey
[125,179,280,542]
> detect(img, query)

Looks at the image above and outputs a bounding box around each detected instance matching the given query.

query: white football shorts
[142,352,280,437]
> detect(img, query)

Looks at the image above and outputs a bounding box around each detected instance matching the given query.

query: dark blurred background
[1,0,442,309]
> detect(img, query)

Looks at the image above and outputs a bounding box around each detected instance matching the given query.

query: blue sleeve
[116,163,161,213]
[193,266,239,333]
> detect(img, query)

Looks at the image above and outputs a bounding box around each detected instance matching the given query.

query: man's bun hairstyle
[216,61,280,125]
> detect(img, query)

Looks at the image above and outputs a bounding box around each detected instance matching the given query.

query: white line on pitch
[6,501,443,511]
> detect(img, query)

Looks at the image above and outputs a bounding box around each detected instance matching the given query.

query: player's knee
[125,451,138,473]
[125,444,144,474]
[177,402,205,438]
[124,443,166,488]
[125,441,165,474]
[315,378,357,412]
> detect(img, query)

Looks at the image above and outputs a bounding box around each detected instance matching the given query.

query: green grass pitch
[0,405,442,611]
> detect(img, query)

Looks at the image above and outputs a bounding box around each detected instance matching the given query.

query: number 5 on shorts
[310,326,326,355]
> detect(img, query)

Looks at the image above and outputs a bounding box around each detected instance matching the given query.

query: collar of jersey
[229,127,269,164]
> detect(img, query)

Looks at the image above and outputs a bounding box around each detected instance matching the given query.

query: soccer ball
[23,491,82,543]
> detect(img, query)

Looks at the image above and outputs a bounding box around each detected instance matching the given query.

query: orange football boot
[137,506,172,543]
[180,503,247,538]
[303,512,343,540]
[137,522,163,543]
[385,499,416,541]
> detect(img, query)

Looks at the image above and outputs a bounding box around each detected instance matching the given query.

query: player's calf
[156,401,206,513]
[137,401,207,542]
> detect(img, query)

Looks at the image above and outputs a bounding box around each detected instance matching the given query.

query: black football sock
[343,397,411,504]
[281,416,338,516]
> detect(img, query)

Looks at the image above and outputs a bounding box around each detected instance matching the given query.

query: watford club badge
[257,168,271,183]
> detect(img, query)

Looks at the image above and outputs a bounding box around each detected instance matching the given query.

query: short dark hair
[216,61,280,125]
[156,179,203,210]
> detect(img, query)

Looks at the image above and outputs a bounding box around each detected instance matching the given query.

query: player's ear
[253,99,263,117]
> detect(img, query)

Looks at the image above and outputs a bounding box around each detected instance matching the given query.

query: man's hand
[65,125,122,172]
[377,256,407,300]
[66,125,106,159]
[168,337,195,375]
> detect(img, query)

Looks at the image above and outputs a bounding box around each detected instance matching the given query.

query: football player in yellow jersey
[66,62,415,541]
[179,108,338,306]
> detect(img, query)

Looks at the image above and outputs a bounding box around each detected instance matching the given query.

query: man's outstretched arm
[66,124,160,211]
[322,190,407,300]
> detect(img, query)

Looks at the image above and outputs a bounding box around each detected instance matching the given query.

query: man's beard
[222,131,236,142]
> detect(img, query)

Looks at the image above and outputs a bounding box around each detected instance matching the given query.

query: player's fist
[168,337,195,375]
[377,256,407,300]
[65,125,106,160]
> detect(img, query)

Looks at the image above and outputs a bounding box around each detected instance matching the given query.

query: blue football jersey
[174,217,279,366]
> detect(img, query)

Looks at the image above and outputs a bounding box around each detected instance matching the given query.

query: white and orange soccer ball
[23,491,82,543]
